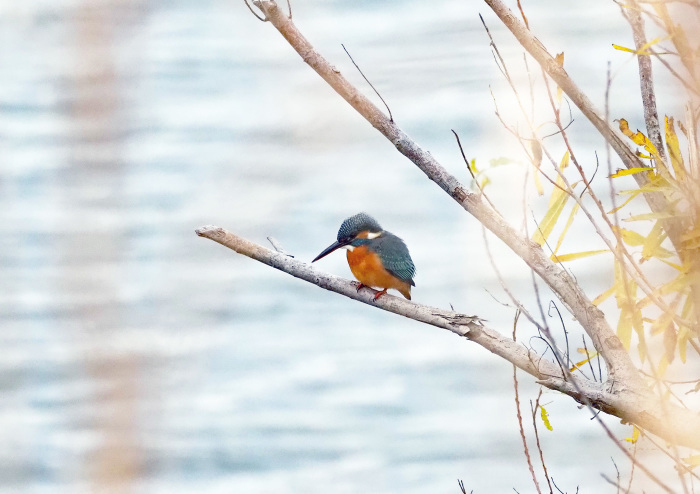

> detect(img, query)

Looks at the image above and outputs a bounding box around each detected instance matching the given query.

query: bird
[312,212,416,301]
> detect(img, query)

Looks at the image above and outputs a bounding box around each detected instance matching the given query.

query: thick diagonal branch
[195,225,553,378]
[251,0,642,388]
[197,225,700,450]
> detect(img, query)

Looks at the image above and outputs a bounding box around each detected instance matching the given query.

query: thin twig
[243,0,266,21]
[531,391,554,494]
[267,236,294,257]
[582,335,599,383]
[547,301,571,368]
[611,457,621,494]
[513,310,543,494]
[341,44,393,122]
[451,129,499,211]
[619,0,666,162]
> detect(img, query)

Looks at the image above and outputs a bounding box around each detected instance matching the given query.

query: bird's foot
[372,288,388,301]
[355,282,367,293]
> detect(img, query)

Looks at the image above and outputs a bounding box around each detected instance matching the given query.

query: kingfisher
[312,212,416,301]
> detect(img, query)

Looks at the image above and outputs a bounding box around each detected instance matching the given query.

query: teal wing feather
[370,233,416,286]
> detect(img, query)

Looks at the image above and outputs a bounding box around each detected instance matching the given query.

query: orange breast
[346,245,412,299]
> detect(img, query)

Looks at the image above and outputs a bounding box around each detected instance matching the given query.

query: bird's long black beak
[312,239,347,263]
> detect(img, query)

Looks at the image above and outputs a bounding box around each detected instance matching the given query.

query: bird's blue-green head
[312,213,383,262]
[337,213,382,243]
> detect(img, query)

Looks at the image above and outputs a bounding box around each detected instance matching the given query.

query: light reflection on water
[0,0,675,492]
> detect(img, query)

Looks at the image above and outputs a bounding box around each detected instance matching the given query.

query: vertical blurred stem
[70,0,142,490]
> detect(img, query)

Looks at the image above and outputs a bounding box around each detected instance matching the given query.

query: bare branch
[619,0,666,161]
[513,311,543,494]
[197,225,700,452]
[243,0,266,21]
[194,225,563,378]
[482,0,645,176]
[250,0,641,388]
[341,44,393,122]
[482,0,686,252]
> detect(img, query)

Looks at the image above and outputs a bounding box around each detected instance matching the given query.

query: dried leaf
[531,140,544,195]
[592,285,615,306]
[612,226,646,247]
[540,405,553,431]
[609,167,654,178]
[533,175,570,246]
[624,425,640,443]
[682,455,700,468]
[665,116,686,180]
[551,203,580,255]
[551,250,608,263]
[641,220,672,261]
[554,53,564,106]
[617,308,633,351]
[622,211,675,222]
[612,43,638,54]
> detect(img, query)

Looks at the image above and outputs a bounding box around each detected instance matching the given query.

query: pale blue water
[0,0,682,492]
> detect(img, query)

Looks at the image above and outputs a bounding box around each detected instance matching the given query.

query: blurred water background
[0,0,692,492]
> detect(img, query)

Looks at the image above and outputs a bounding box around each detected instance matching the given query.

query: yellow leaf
[613,259,635,308]
[554,53,564,106]
[642,220,672,261]
[638,36,671,54]
[552,203,580,255]
[612,43,638,54]
[592,285,615,306]
[607,192,640,214]
[632,306,646,362]
[569,352,599,372]
[490,157,515,167]
[533,171,544,196]
[616,118,642,144]
[622,211,675,221]
[665,116,686,180]
[609,167,654,178]
[540,405,553,431]
[558,150,570,172]
[682,455,700,468]
[617,308,633,351]
[551,250,608,262]
[625,425,640,443]
[619,181,670,195]
[658,258,684,271]
[614,36,671,56]
[616,118,662,161]
[612,226,646,246]
[531,140,544,195]
[533,183,571,246]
